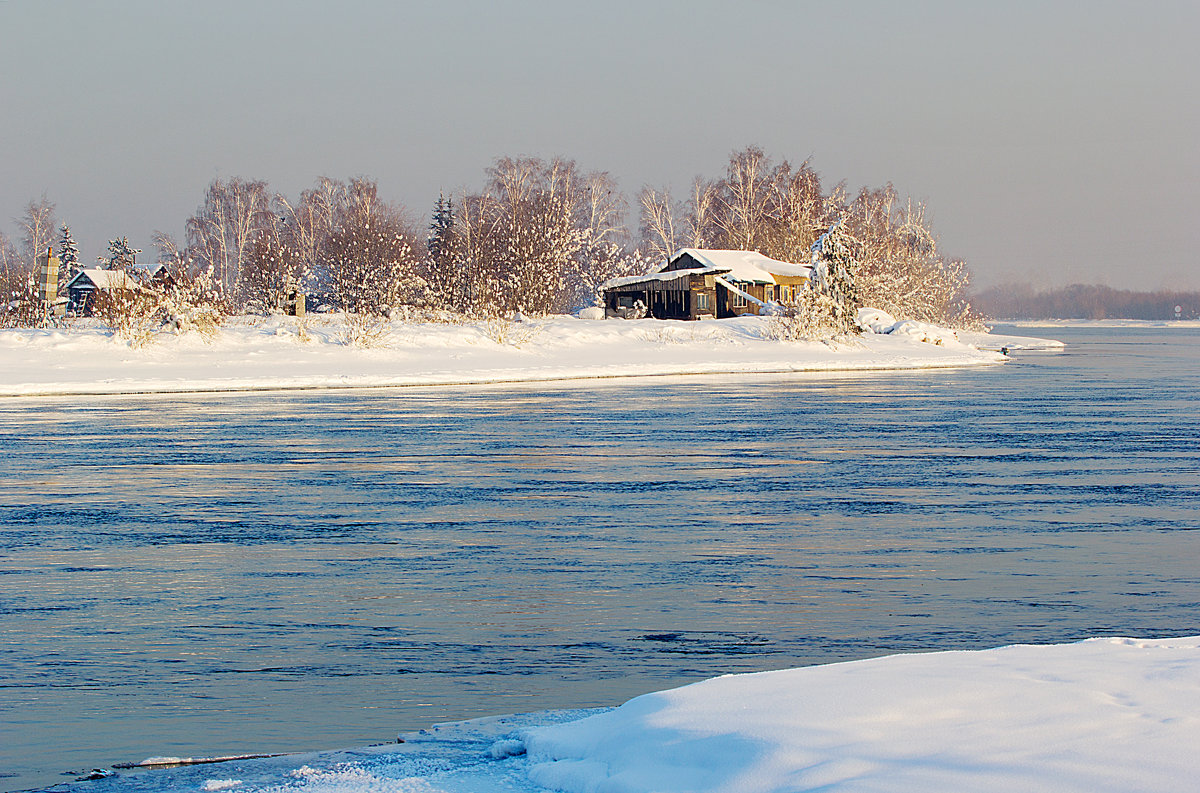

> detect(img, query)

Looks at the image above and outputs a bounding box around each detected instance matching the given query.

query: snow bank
[857,307,1063,351]
[521,636,1200,793]
[73,638,1199,792]
[0,312,1031,397]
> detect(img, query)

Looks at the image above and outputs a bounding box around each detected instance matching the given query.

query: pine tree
[809,220,861,335]
[99,237,141,269]
[57,224,80,274]
[428,193,455,260]
[427,193,468,310]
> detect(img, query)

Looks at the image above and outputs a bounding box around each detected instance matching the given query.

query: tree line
[2,147,980,334]
[972,284,1199,321]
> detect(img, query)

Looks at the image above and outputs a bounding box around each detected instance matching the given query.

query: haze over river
[2,326,1198,791]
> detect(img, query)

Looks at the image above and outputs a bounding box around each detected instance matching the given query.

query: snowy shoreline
[71,636,1200,793]
[0,313,1061,398]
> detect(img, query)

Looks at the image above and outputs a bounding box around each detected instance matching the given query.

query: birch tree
[185,177,274,298]
[318,177,422,342]
[18,196,57,268]
[441,157,640,316]
[638,186,679,262]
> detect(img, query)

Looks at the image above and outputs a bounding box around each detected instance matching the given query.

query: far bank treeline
[972,284,1200,321]
[1,147,978,331]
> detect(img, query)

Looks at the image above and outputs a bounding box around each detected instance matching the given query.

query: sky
[1,0,1197,291]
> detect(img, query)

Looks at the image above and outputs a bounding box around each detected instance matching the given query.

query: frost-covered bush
[94,287,165,348]
[162,268,227,341]
[767,289,842,341]
[480,314,542,347]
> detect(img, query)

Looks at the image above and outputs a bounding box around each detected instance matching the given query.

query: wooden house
[602,249,811,320]
[129,262,174,288]
[65,268,144,316]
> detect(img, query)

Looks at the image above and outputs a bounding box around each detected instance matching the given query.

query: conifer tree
[428,193,456,261]
[98,237,141,269]
[57,224,80,274]
[809,220,861,335]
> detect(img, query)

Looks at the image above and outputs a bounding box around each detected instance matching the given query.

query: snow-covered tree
[447,157,638,316]
[425,193,469,309]
[845,186,979,328]
[0,230,41,327]
[809,220,861,336]
[98,236,140,269]
[57,224,80,274]
[318,177,422,343]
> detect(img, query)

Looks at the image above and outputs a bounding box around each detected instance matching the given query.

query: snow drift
[521,636,1200,793]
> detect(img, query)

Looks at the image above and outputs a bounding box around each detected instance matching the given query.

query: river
[1,325,1198,791]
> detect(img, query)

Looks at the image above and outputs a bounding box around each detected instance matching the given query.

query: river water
[1,326,1198,791]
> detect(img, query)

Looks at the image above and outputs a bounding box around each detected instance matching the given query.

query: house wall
[687,274,717,319]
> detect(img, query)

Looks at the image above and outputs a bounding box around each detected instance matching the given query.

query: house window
[731,288,747,308]
[697,292,711,312]
[765,285,775,301]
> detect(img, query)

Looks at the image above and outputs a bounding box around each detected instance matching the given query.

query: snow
[66,268,143,291]
[0,312,1048,397]
[672,249,812,283]
[856,308,1064,351]
[712,275,767,308]
[520,636,1200,793]
[601,268,712,289]
[85,637,1200,793]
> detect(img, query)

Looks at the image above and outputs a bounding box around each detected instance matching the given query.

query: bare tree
[319,177,423,343]
[715,145,770,251]
[684,177,717,249]
[0,230,40,327]
[18,195,57,268]
[185,177,274,299]
[152,230,186,271]
[639,186,679,261]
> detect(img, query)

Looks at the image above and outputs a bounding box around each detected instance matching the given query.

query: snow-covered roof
[601,267,725,291]
[67,269,143,290]
[668,248,811,284]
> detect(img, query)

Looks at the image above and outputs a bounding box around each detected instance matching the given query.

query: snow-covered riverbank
[0,313,1060,397]
[71,636,1200,793]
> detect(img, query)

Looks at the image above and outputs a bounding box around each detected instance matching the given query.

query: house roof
[668,249,811,284]
[66,268,143,291]
[130,262,169,278]
[601,267,727,291]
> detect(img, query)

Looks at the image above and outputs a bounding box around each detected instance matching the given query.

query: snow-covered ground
[85,636,1199,793]
[0,312,1060,397]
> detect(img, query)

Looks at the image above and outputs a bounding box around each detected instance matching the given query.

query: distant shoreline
[992,318,1200,328]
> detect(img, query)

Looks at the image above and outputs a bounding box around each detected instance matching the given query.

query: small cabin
[65,268,144,316]
[602,249,811,320]
[129,262,174,289]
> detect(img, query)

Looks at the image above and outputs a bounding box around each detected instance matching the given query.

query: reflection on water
[1,326,1198,790]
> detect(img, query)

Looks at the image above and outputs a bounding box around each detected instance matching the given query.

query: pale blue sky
[2,0,1197,289]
